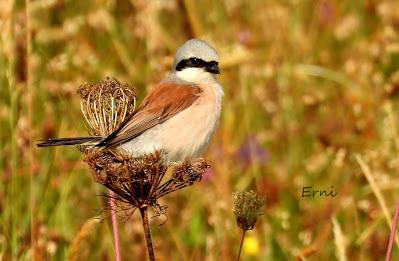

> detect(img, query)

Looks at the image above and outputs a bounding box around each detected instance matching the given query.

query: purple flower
[236,135,268,168]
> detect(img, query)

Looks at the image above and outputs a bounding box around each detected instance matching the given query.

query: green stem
[26,0,35,256]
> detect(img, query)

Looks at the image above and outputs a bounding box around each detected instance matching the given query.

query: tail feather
[37,136,103,147]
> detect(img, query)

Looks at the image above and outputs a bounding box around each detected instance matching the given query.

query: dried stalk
[110,191,122,261]
[385,199,399,261]
[140,207,155,261]
[236,229,246,261]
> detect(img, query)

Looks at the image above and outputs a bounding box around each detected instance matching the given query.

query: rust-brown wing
[98,82,202,147]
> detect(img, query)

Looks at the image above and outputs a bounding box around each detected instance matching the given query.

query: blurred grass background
[1,0,399,260]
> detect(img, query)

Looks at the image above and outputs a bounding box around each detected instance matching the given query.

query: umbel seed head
[83,149,209,213]
[233,191,265,230]
[77,77,136,136]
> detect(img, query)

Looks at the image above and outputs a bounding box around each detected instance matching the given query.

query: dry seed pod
[83,149,209,213]
[77,77,136,136]
[233,191,265,230]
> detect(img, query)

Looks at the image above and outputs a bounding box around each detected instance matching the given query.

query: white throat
[174,68,216,84]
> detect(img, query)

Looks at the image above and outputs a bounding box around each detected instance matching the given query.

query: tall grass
[1,0,399,260]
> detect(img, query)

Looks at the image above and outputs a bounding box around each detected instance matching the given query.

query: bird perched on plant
[38,39,223,163]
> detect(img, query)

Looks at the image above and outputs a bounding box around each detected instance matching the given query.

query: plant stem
[109,190,122,261]
[386,198,399,261]
[236,229,246,261]
[140,207,155,261]
[26,0,35,256]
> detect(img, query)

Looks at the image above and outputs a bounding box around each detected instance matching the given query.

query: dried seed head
[233,191,265,230]
[83,149,209,213]
[77,77,136,136]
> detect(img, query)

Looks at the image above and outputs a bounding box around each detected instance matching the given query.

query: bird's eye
[190,58,199,65]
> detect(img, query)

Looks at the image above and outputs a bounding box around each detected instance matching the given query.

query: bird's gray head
[173,39,220,74]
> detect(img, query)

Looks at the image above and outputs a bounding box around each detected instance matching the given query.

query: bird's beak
[206,63,220,74]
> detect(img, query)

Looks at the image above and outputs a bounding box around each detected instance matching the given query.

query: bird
[37,39,224,163]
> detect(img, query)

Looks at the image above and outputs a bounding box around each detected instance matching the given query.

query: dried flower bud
[233,191,265,230]
[77,77,136,136]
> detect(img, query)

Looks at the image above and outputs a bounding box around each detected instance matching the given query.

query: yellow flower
[243,235,260,256]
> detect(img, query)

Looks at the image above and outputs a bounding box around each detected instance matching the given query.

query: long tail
[37,136,103,147]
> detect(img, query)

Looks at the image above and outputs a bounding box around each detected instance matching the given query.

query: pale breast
[158,83,223,161]
[120,82,223,162]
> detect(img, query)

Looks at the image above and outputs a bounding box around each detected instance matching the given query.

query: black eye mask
[176,57,220,74]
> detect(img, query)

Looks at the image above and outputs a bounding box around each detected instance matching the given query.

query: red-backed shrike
[38,39,223,162]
